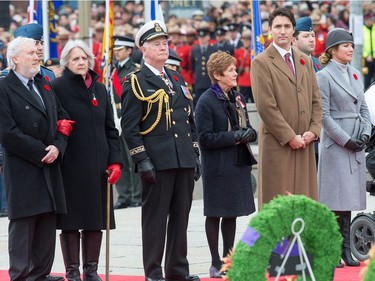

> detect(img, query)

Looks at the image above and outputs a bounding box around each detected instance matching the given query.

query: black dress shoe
[114,201,130,209]
[165,274,200,281]
[145,277,166,281]
[0,209,7,217]
[130,202,142,207]
[46,275,64,281]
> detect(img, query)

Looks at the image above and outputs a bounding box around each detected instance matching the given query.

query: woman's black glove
[194,157,202,181]
[234,128,257,144]
[361,134,370,144]
[137,157,156,184]
[344,138,366,152]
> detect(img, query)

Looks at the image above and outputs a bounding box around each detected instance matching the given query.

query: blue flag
[250,0,264,60]
[33,0,62,59]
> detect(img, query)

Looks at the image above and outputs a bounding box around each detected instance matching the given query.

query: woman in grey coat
[317,28,372,267]
[195,51,257,278]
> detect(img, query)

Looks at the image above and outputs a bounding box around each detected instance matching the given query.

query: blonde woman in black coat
[195,51,257,278]
[52,39,123,281]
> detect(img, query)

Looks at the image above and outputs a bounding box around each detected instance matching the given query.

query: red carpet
[0,266,364,281]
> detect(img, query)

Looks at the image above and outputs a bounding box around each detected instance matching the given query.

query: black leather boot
[82,231,103,281]
[340,211,360,267]
[60,231,82,281]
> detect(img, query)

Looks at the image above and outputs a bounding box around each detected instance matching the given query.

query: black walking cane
[106,172,111,281]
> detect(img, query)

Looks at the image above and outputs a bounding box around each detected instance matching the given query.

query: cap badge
[155,23,162,32]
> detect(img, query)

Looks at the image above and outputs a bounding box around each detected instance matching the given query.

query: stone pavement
[0,178,256,278]
[1,142,375,279]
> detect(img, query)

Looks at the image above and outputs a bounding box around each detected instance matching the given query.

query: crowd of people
[0,0,375,281]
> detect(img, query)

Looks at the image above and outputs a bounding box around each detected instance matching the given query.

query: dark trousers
[142,168,194,278]
[367,146,375,179]
[8,212,56,281]
[115,133,142,205]
[364,60,375,90]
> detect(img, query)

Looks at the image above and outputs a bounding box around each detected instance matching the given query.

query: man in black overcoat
[0,37,71,281]
[121,20,201,281]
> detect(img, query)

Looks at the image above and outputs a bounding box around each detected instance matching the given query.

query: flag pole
[42,0,49,60]
[104,0,110,90]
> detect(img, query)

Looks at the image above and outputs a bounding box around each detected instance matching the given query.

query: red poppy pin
[316,64,321,70]
[44,84,50,91]
[353,73,358,80]
[45,76,50,82]
[121,77,126,83]
[300,58,305,65]
[173,75,179,82]
[92,98,98,107]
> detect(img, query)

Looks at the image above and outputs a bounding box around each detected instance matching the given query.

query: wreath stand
[272,218,316,281]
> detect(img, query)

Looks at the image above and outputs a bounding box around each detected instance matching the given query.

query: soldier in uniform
[111,35,142,209]
[235,28,253,102]
[292,17,323,73]
[227,22,242,49]
[165,52,182,72]
[121,20,201,281]
[190,24,218,104]
[292,17,323,165]
[214,26,234,55]
[0,23,55,80]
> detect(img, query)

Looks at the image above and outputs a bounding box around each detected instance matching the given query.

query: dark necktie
[27,79,45,109]
[285,53,295,76]
[160,72,175,95]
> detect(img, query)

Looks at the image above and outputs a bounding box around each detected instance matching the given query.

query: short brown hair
[207,51,237,84]
[269,7,296,28]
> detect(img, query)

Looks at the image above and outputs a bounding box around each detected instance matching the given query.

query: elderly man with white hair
[0,36,71,281]
[121,20,201,281]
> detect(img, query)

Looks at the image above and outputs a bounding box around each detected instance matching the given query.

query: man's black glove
[137,157,156,184]
[194,157,202,181]
[234,128,257,144]
[344,138,366,152]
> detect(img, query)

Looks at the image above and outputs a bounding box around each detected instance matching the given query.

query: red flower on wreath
[173,75,179,82]
[45,76,50,82]
[353,73,358,80]
[300,58,305,65]
[44,85,50,91]
[316,64,321,70]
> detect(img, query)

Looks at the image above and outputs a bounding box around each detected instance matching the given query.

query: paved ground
[0,142,375,278]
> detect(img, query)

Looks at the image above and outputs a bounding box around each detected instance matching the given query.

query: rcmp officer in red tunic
[235,28,253,103]
[121,20,201,281]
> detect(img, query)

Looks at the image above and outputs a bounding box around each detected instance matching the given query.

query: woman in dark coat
[195,51,257,278]
[52,39,122,281]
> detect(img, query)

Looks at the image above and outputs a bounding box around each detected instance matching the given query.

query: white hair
[7,37,35,70]
[60,39,95,70]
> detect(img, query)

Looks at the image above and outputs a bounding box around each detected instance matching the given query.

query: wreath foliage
[226,195,342,281]
[363,246,375,281]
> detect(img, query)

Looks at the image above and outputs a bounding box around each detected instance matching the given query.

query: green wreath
[363,247,375,281]
[226,195,342,281]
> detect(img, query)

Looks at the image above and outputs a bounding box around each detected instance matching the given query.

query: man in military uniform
[0,23,55,80]
[121,20,201,281]
[214,26,234,55]
[111,35,142,209]
[292,16,323,165]
[292,17,322,73]
[227,22,242,49]
[190,23,218,104]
